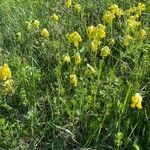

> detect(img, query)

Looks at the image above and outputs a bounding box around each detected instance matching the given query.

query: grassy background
[0,0,150,149]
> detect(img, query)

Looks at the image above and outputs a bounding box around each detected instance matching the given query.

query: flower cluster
[32,19,40,28]
[123,3,146,46]
[87,24,107,53]
[41,28,49,38]
[69,74,78,87]
[65,0,72,8]
[68,31,82,48]
[0,64,14,96]
[103,4,123,24]
[131,93,142,109]
[51,13,59,22]
[75,4,82,13]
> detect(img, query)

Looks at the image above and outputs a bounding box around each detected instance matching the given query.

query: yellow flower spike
[91,40,101,52]
[68,31,82,47]
[63,54,71,64]
[74,53,81,65]
[100,46,111,57]
[65,0,72,8]
[86,26,95,39]
[139,29,147,39]
[2,79,14,95]
[70,74,78,87]
[94,24,106,41]
[41,28,49,38]
[103,11,115,24]
[135,3,145,15]
[87,24,106,41]
[25,21,32,30]
[126,7,136,16]
[51,13,59,22]
[32,19,40,28]
[16,32,22,41]
[86,64,96,76]
[123,35,133,47]
[0,64,12,80]
[75,4,82,13]
[127,17,140,30]
[108,4,124,17]
[131,93,143,109]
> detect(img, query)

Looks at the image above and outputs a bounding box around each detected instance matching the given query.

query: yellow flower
[70,74,78,87]
[108,38,115,46]
[123,35,133,46]
[0,64,12,80]
[126,7,136,16]
[16,32,22,41]
[103,11,115,24]
[93,24,106,41]
[100,46,111,57]
[2,79,14,95]
[73,53,81,65]
[65,0,72,8]
[25,21,31,30]
[63,54,71,64]
[51,13,59,22]
[131,93,143,109]
[135,3,145,15]
[32,19,40,28]
[91,40,101,52]
[87,24,106,41]
[86,64,96,75]
[127,17,140,30]
[41,28,49,38]
[139,29,147,39]
[86,26,95,39]
[108,4,124,17]
[68,31,82,47]
[75,4,82,13]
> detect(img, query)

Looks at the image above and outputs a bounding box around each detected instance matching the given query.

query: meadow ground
[0,0,150,149]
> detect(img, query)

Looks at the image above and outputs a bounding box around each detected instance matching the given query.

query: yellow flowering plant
[16,32,22,41]
[0,64,12,80]
[135,3,145,15]
[75,4,82,13]
[65,0,72,8]
[85,64,96,76]
[73,53,81,65]
[131,93,143,109]
[86,26,95,39]
[69,74,78,87]
[68,31,82,48]
[41,28,49,38]
[0,64,14,96]
[127,16,140,30]
[91,40,101,52]
[139,29,147,39]
[103,11,115,24]
[51,13,59,22]
[123,35,133,47]
[108,4,124,17]
[63,54,71,64]
[32,19,40,28]
[100,46,111,57]
[25,21,31,30]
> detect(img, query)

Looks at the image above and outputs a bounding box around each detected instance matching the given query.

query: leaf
[0,116,5,125]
